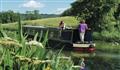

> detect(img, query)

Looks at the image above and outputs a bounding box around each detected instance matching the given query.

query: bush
[93,31,120,43]
[93,32,102,40]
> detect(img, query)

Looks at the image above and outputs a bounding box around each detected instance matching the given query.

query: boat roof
[23,25,75,30]
[23,25,46,28]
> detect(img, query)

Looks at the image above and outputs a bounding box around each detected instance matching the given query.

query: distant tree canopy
[62,0,120,32]
[0,10,40,24]
[0,10,59,24]
[0,10,19,23]
[25,10,40,20]
[114,4,120,20]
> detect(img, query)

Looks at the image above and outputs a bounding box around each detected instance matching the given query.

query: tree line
[0,10,58,24]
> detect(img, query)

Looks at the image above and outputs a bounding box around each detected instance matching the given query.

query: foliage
[18,14,23,43]
[0,10,58,24]
[40,14,58,18]
[0,15,120,70]
[62,0,120,32]
[0,31,76,70]
[0,18,76,70]
[61,0,120,42]
[95,41,120,53]
[61,9,72,16]
[0,10,19,23]
[1,15,120,42]
[25,10,40,20]
[114,4,120,20]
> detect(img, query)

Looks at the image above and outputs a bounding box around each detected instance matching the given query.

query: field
[1,16,78,30]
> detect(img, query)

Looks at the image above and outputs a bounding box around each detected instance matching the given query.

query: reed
[0,30,81,70]
[0,20,77,70]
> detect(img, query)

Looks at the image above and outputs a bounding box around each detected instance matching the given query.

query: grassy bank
[95,41,120,53]
[1,16,78,30]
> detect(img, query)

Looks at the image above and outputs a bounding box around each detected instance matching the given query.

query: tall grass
[0,35,76,70]
[0,16,80,70]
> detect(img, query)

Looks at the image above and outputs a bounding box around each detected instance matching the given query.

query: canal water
[49,49,120,70]
[81,51,120,70]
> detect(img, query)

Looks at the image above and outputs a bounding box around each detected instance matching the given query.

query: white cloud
[22,0,45,9]
[54,7,70,14]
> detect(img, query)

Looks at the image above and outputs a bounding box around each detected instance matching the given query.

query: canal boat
[22,25,95,52]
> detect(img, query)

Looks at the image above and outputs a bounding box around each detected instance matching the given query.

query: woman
[59,21,65,30]
[79,20,88,43]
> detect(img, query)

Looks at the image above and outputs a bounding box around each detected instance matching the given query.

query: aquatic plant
[0,15,81,70]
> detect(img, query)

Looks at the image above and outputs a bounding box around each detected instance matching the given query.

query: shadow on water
[50,49,120,70]
[85,51,120,70]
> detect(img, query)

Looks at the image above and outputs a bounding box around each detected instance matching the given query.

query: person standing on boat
[85,27,93,43]
[79,20,88,43]
[59,21,66,30]
[59,21,66,38]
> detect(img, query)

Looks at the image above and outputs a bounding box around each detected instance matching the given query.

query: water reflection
[71,52,96,58]
[49,49,120,70]
[71,51,120,70]
[86,53,120,70]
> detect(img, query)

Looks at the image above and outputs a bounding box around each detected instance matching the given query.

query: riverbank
[1,30,120,53]
[95,41,120,53]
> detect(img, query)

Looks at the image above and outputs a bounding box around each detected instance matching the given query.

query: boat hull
[47,38,95,52]
[73,47,95,53]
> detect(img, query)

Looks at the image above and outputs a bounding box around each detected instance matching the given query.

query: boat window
[72,29,80,43]
[48,28,60,38]
[60,29,73,42]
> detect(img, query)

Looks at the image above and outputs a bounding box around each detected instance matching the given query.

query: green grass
[1,16,79,30]
[95,41,120,53]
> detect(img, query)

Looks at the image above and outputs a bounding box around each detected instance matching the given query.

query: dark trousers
[85,31,92,43]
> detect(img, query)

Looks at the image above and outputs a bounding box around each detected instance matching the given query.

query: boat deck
[73,43,95,48]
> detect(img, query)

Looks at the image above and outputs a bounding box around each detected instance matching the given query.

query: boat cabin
[23,25,95,52]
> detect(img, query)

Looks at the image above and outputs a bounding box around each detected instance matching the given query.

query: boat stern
[73,43,95,52]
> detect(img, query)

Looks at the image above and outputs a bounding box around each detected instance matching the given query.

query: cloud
[54,7,70,14]
[22,0,45,9]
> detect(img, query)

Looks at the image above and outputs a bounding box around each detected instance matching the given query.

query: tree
[25,10,40,20]
[0,11,18,23]
[34,10,40,19]
[0,12,2,23]
[62,0,120,32]
[114,4,120,21]
[61,9,72,16]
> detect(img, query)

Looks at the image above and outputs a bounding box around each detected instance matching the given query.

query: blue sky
[0,0,75,14]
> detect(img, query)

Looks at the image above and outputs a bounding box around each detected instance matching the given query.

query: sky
[0,0,75,14]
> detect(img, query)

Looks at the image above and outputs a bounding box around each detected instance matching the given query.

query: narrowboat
[22,25,95,52]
